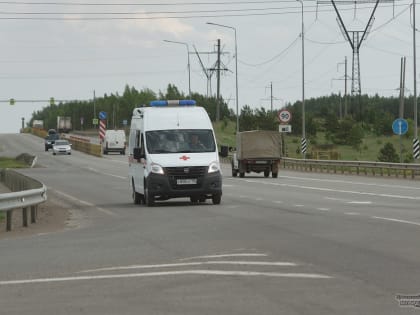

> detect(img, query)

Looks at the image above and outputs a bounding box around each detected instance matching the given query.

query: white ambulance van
[102,129,126,155]
[128,100,222,206]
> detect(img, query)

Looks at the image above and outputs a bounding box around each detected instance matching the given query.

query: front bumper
[146,169,222,199]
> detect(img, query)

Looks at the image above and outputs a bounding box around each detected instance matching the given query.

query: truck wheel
[190,196,199,203]
[239,172,245,178]
[144,183,154,206]
[212,194,221,205]
[132,182,142,205]
[272,173,278,178]
[103,150,108,155]
[264,170,270,177]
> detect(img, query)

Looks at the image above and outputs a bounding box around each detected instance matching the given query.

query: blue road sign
[99,111,107,120]
[392,118,408,135]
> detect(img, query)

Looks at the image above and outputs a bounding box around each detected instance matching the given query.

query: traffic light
[50,97,55,106]
[9,98,15,105]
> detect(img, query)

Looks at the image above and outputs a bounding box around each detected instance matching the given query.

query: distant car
[44,133,60,151]
[52,140,72,155]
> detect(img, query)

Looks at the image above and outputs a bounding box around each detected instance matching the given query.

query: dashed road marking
[316,208,330,211]
[371,216,420,227]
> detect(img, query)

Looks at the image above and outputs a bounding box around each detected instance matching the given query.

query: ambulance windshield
[146,129,215,154]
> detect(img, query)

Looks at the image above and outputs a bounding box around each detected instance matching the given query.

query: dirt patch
[0,199,71,239]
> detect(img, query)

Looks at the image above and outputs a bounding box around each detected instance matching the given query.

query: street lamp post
[163,40,191,97]
[206,22,239,133]
[296,0,306,159]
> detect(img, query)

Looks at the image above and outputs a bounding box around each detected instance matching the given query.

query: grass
[0,157,28,168]
[212,120,415,162]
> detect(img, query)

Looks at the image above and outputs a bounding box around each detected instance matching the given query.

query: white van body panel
[128,104,222,205]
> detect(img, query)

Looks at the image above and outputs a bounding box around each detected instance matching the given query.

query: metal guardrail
[0,169,47,231]
[281,157,420,179]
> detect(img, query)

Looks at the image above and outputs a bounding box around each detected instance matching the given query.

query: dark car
[44,133,60,151]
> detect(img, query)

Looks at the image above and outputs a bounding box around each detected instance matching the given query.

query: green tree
[378,142,399,163]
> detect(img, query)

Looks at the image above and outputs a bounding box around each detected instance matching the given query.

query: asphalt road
[1,133,420,315]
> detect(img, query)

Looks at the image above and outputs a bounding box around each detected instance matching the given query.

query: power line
[0,0,299,5]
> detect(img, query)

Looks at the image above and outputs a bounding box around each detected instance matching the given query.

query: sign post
[392,118,408,163]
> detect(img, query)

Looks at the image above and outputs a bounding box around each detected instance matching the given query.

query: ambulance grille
[165,166,207,189]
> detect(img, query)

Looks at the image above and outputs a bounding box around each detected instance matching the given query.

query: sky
[0,0,418,133]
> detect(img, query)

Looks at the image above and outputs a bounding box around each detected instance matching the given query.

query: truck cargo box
[236,130,282,160]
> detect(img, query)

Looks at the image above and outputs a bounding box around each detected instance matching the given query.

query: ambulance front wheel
[144,181,155,206]
[212,194,221,205]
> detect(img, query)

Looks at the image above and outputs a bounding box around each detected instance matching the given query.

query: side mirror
[133,147,145,160]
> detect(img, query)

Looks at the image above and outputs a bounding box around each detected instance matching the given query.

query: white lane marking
[87,167,126,180]
[371,216,420,227]
[179,253,267,261]
[276,175,420,191]
[52,190,116,216]
[345,212,361,216]
[294,204,304,207]
[326,197,372,205]
[316,208,330,211]
[242,179,420,201]
[79,261,298,273]
[102,172,127,180]
[273,200,284,204]
[0,270,331,286]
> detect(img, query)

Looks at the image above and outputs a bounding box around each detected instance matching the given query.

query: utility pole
[413,0,419,159]
[399,57,406,119]
[270,82,273,111]
[216,39,221,121]
[399,56,406,163]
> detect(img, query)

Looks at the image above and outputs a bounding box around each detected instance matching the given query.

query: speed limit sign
[278,109,292,123]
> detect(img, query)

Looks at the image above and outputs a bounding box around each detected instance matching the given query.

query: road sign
[392,118,408,135]
[93,118,99,125]
[279,125,292,133]
[99,111,107,120]
[278,109,292,123]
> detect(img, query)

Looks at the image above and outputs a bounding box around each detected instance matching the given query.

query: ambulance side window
[135,130,141,148]
[140,134,145,156]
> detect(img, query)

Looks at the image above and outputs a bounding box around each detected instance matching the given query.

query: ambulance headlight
[208,161,220,173]
[151,163,164,175]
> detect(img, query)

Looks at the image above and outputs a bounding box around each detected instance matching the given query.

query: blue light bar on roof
[150,100,196,107]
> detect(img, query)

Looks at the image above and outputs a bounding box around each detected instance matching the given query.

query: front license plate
[177,179,197,185]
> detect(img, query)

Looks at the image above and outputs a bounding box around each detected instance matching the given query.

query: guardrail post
[22,207,28,227]
[6,210,12,231]
[31,205,37,223]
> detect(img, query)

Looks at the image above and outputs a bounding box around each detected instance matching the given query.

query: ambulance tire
[212,194,221,205]
[144,182,154,206]
[132,181,142,205]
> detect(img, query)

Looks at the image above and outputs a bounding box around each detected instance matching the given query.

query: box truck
[232,130,282,178]
[128,100,222,206]
[57,116,72,133]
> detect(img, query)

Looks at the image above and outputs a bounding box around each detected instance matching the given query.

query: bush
[377,142,399,163]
